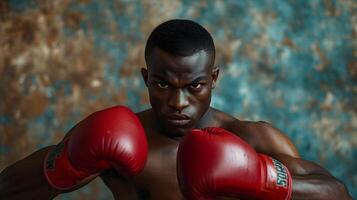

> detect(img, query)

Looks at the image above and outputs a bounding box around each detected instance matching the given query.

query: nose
[168,89,189,112]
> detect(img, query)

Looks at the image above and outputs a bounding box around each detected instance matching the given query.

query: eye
[190,83,202,89]
[157,82,169,89]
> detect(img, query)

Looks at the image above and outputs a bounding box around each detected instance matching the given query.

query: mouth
[166,114,191,127]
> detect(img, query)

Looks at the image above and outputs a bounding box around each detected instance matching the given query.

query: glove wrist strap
[43,139,88,190]
[259,154,293,200]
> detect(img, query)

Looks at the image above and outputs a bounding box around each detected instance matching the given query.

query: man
[0,19,352,200]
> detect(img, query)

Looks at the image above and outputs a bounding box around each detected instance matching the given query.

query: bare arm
[254,122,352,199]
[0,146,60,200]
[274,154,352,200]
[0,144,96,199]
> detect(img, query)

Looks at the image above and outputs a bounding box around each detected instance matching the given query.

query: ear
[211,67,219,89]
[141,68,148,87]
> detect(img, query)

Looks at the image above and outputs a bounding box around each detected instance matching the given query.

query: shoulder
[136,108,151,119]
[136,109,154,130]
[208,107,237,127]
[216,112,300,158]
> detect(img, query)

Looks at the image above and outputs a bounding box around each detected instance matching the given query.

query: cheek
[194,87,212,101]
[190,88,212,108]
[148,88,167,108]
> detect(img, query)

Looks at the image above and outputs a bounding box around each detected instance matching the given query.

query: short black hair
[145,19,215,63]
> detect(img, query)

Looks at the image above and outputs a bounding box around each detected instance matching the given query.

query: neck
[195,107,214,129]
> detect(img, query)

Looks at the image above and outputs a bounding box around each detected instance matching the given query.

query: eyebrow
[191,76,209,83]
[152,74,165,80]
[151,75,209,83]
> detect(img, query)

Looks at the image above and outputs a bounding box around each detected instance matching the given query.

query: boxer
[0,19,352,200]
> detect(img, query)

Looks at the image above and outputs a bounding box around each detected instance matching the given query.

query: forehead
[147,48,213,79]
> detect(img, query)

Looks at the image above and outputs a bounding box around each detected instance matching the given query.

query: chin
[163,124,192,138]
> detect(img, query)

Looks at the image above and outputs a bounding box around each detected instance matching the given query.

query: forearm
[0,146,60,200]
[272,154,352,200]
[292,174,352,200]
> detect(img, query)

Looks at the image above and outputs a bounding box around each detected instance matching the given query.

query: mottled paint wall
[0,0,356,199]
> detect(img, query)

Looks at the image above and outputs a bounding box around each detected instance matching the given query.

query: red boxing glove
[177,127,292,200]
[44,106,148,190]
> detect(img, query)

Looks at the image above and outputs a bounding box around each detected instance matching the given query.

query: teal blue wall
[1,0,356,199]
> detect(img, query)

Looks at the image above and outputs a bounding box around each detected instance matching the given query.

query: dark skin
[100,48,352,199]
[0,48,352,200]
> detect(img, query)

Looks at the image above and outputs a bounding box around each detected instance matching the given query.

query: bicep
[273,154,352,199]
[273,154,332,177]
[256,121,300,158]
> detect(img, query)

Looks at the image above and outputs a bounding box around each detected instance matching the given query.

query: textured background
[0,0,356,199]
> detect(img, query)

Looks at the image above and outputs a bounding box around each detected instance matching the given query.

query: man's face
[142,48,218,137]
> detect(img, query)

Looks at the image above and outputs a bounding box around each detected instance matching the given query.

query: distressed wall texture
[0,0,356,199]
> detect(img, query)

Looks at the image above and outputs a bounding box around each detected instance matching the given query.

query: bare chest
[103,135,184,200]
[133,140,184,200]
